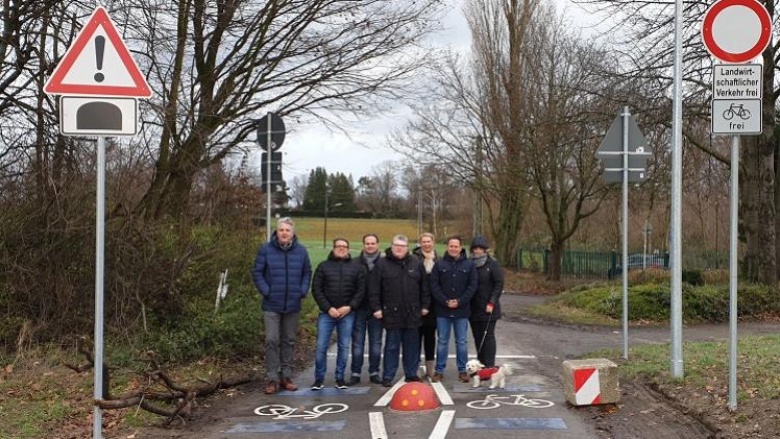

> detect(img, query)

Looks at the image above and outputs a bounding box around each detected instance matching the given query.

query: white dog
[465,359,514,389]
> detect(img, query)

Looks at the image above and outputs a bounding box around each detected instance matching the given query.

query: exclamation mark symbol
[94,36,105,82]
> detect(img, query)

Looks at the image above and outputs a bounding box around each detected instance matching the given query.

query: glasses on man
[334,244,349,249]
[392,243,408,247]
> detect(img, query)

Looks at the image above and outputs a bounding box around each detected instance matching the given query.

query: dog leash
[477,308,493,354]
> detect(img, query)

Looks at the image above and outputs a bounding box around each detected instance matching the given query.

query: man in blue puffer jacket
[252,217,312,395]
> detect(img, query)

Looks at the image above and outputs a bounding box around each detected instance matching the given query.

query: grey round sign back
[257,112,285,151]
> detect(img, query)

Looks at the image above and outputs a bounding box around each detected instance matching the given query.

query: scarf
[363,252,379,270]
[420,249,436,273]
[472,254,488,267]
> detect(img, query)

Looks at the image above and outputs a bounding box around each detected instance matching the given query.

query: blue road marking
[452,384,543,393]
[278,387,370,396]
[455,417,567,430]
[226,420,347,433]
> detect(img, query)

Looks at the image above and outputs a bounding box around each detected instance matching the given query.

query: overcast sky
[258,0,608,184]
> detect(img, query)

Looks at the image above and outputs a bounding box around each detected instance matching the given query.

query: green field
[287,217,424,261]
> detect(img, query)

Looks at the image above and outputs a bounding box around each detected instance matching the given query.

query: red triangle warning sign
[44,7,151,97]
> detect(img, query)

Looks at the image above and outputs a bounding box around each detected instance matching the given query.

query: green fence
[515,248,729,278]
[514,248,729,279]
[516,248,617,278]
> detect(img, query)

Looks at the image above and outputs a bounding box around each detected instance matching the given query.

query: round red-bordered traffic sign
[702,0,772,63]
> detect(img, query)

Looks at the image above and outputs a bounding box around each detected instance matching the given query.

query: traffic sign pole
[729,136,739,411]
[701,0,772,410]
[621,106,629,360]
[266,113,272,242]
[94,136,106,439]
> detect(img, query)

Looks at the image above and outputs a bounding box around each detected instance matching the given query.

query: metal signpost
[701,0,771,411]
[44,7,152,438]
[256,112,286,242]
[597,107,649,360]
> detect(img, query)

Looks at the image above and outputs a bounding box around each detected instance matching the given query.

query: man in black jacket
[430,236,477,383]
[369,234,431,386]
[311,238,366,390]
[349,233,384,385]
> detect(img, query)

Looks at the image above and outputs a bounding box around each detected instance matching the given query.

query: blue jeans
[314,312,355,381]
[350,307,384,377]
[383,328,421,381]
[435,316,469,374]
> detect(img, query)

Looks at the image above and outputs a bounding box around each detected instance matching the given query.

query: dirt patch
[576,378,780,439]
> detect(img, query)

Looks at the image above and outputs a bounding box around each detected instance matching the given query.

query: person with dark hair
[348,233,384,385]
[311,238,366,390]
[369,234,431,386]
[251,217,312,394]
[468,236,504,368]
[413,232,438,379]
[430,236,477,383]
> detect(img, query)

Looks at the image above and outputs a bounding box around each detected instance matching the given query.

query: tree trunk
[547,240,563,281]
[493,186,525,266]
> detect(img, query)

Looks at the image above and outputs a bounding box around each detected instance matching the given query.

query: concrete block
[562,358,619,406]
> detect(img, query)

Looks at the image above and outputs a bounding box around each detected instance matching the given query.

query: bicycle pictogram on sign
[722,103,751,120]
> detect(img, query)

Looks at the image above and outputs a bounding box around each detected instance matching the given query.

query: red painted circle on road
[702,0,772,63]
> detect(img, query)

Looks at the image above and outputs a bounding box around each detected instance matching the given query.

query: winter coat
[312,252,366,313]
[251,232,312,313]
[369,249,431,330]
[430,249,477,319]
[469,256,504,321]
[413,246,439,326]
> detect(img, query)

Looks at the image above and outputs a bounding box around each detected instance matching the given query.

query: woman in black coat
[468,236,504,368]
[412,232,438,378]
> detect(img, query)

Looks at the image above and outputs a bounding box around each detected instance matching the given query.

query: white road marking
[373,379,405,407]
[428,410,456,439]
[368,412,388,439]
[431,381,453,405]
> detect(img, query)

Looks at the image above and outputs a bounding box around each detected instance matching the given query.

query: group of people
[251,217,504,394]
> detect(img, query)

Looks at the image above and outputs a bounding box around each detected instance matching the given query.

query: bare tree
[402,164,458,238]
[121,0,446,220]
[288,174,308,208]
[582,0,777,283]
[392,0,548,265]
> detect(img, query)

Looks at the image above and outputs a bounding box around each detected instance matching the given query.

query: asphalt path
[143,293,780,439]
[191,305,605,439]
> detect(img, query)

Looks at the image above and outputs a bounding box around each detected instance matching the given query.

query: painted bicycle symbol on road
[253,402,348,420]
[466,394,554,410]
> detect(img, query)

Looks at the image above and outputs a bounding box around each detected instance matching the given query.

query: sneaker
[405,376,422,383]
[311,380,324,390]
[335,379,348,389]
[369,375,382,384]
[458,371,470,383]
[431,372,444,383]
[381,379,393,387]
[264,380,279,394]
[280,377,298,391]
[348,376,361,386]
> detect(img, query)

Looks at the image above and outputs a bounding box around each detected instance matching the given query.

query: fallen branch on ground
[64,339,256,426]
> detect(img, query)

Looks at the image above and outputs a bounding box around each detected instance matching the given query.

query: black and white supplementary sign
[711,64,762,135]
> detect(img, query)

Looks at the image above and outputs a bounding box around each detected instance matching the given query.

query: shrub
[682,269,704,286]
[550,281,780,324]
